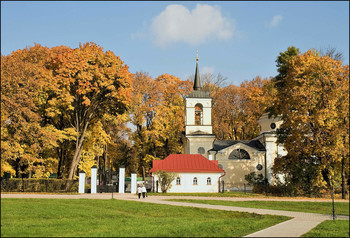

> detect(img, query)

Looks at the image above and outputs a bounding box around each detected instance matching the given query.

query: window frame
[176,177,181,185]
[207,177,211,185]
[193,177,198,185]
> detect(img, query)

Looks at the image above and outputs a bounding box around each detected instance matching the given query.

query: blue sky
[1,1,349,86]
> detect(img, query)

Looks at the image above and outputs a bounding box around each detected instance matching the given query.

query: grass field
[166,199,350,215]
[302,220,349,237]
[1,198,289,237]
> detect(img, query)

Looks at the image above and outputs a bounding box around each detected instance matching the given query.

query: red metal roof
[149,154,225,173]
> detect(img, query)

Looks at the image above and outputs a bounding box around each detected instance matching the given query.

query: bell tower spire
[183,51,215,158]
[193,50,201,91]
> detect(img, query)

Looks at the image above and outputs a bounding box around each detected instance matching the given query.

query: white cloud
[269,15,283,28]
[150,4,235,48]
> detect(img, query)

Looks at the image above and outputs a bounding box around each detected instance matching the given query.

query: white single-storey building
[149,154,225,193]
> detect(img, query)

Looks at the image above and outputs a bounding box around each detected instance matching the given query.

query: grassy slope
[1,198,289,237]
[166,199,350,215]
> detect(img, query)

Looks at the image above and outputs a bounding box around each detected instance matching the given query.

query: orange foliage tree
[272,50,349,195]
[48,42,133,180]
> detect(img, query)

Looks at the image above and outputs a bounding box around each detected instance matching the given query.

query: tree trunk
[67,119,90,181]
[57,146,63,179]
[341,156,346,199]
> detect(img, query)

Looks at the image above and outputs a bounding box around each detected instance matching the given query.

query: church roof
[209,139,266,152]
[187,90,210,98]
[149,154,225,173]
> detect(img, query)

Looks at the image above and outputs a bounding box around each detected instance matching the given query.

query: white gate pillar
[118,166,125,193]
[131,173,137,194]
[91,165,97,193]
[79,171,85,194]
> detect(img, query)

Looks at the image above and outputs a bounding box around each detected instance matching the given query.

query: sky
[1,1,349,86]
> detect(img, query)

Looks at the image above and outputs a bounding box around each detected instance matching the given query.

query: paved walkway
[2,193,349,237]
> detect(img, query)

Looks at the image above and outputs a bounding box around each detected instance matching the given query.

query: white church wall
[184,136,215,159]
[153,172,222,193]
[257,113,283,134]
[185,108,195,126]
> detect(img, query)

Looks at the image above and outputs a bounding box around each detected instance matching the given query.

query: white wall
[153,172,223,193]
[185,98,213,135]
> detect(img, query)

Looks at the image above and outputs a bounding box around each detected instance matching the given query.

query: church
[150,55,287,192]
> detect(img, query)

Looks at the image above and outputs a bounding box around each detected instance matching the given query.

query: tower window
[195,103,203,125]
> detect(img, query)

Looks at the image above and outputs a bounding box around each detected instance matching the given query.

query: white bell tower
[183,53,215,158]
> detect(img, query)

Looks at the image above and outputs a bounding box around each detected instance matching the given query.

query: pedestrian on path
[141,184,147,198]
[137,185,142,199]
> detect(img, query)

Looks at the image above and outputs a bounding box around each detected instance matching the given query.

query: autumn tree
[1,45,64,178]
[272,50,349,196]
[131,72,192,176]
[212,76,275,141]
[212,85,242,140]
[268,46,300,116]
[239,76,276,139]
[47,42,133,180]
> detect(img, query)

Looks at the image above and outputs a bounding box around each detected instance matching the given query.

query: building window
[195,103,203,125]
[193,177,198,185]
[270,123,276,129]
[176,177,181,185]
[198,147,205,154]
[207,177,211,185]
[229,149,250,160]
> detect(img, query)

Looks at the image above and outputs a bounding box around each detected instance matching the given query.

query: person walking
[141,184,147,198]
[137,185,142,199]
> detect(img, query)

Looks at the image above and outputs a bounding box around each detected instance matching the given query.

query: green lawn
[166,199,350,215]
[1,198,289,237]
[302,220,349,237]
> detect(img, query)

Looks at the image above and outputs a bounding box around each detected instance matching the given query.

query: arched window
[207,177,211,185]
[193,177,198,185]
[229,149,250,160]
[176,177,181,185]
[198,147,205,154]
[195,103,203,125]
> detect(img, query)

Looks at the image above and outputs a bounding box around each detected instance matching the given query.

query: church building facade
[150,55,287,192]
[182,56,287,191]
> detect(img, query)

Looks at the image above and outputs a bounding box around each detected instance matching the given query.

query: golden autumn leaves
[272,49,349,195]
[1,42,133,179]
[1,42,349,192]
